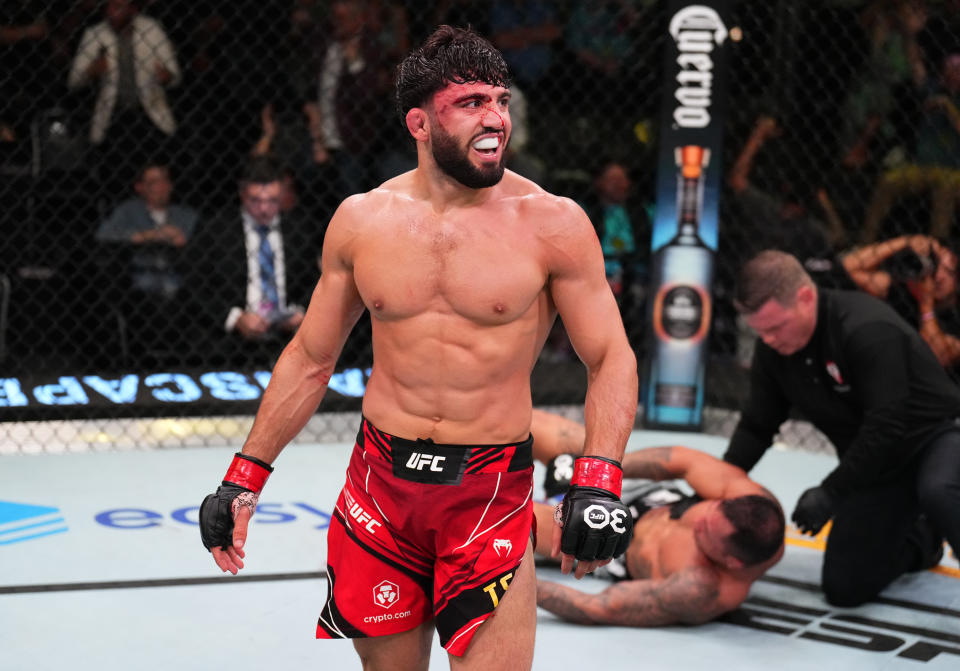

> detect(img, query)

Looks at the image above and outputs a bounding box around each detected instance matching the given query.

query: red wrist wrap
[570,457,623,497]
[223,453,273,493]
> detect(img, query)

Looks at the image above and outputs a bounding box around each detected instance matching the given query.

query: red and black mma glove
[199,453,273,551]
[557,456,632,561]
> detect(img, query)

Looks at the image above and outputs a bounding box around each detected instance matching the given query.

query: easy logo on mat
[0,500,67,545]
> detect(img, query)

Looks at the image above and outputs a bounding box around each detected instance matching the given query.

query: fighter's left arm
[545,197,637,463]
[537,567,733,627]
[542,196,638,577]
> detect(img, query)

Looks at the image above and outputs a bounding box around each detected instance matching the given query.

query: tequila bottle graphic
[644,145,713,427]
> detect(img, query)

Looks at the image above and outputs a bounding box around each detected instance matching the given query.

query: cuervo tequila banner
[643,1,730,429]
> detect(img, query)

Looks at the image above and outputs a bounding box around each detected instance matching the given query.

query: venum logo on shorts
[0,500,67,546]
[492,538,512,558]
[373,579,399,609]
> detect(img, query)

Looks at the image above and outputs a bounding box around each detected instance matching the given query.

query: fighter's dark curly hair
[395,25,511,123]
[720,495,785,566]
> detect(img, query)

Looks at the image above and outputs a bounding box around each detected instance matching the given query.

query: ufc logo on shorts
[583,504,628,534]
[406,452,446,472]
[344,489,382,534]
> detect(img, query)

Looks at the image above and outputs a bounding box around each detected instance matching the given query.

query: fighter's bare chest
[627,510,697,579]
[351,216,546,321]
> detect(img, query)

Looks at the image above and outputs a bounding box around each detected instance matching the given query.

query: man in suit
[188,157,320,367]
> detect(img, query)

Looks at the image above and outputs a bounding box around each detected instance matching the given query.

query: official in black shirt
[724,250,960,607]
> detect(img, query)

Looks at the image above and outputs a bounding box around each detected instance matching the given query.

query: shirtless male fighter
[530,409,785,626]
[198,26,637,671]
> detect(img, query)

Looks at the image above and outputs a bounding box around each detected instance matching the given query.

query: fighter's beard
[432,128,506,189]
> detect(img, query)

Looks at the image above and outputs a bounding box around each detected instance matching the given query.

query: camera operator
[843,234,960,372]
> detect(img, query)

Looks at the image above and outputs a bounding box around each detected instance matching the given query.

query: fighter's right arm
[201,197,368,573]
[537,568,733,626]
[238,196,368,465]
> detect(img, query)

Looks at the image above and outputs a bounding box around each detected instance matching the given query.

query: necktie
[256,225,279,316]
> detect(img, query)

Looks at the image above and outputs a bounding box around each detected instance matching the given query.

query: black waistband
[357,417,533,485]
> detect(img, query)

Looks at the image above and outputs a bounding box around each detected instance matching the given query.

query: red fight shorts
[316,417,535,656]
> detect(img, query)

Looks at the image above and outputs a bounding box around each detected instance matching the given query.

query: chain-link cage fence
[1,0,958,454]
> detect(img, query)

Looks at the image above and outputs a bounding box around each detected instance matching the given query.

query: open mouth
[472,136,500,157]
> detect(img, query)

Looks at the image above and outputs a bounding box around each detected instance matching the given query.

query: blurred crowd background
[2,0,960,451]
